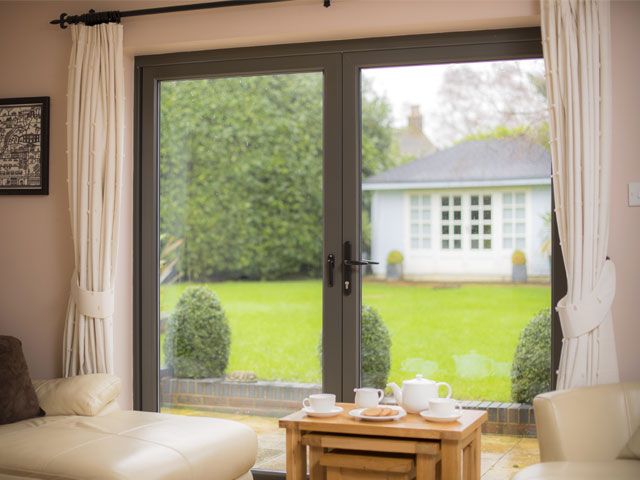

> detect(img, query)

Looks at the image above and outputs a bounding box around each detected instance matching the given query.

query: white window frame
[502,190,527,251]
[408,193,432,250]
[469,193,493,250]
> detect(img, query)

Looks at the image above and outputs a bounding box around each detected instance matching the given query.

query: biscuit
[363,407,383,416]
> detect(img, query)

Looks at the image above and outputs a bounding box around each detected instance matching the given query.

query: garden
[160,280,550,403]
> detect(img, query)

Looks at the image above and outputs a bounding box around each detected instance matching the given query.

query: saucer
[419,409,463,423]
[348,406,406,422]
[303,406,343,418]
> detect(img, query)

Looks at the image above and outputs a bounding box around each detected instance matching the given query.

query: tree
[428,62,548,147]
[160,74,397,281]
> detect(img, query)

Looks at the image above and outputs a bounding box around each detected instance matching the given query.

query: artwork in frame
[0,97,50,195]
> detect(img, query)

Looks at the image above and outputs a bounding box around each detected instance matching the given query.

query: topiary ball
[387,250,404,265]
[361,304,391,389]
[512,250,527,265]
[165,286,231,378]
[511,309,551,404]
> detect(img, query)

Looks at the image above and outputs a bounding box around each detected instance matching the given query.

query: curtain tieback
[70,273,115,319]
[557,259,616,339]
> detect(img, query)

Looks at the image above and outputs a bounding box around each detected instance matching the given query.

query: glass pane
[411,209,419,221]
[516,192,526,204]
[422,209,431,221]
[159,72,323,473]
[516,237,526,249]
[516,223,526,234]
[411,196,419,206]
[360,60,551,415]
[411,238,419,248]
[516,207,525,219]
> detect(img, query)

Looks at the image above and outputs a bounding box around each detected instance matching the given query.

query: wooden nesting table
[279,403,487,480]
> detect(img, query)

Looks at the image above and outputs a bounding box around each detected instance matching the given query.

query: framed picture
[0,97,50,195]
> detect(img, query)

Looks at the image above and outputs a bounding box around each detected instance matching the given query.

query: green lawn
[160,280,549,402]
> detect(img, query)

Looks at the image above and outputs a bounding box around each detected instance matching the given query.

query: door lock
[343,241,378,296]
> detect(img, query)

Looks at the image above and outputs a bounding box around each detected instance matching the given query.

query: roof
[364,137,551,190]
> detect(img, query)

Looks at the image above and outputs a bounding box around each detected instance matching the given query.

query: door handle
[343,241,379,296]
[327,253,336,287]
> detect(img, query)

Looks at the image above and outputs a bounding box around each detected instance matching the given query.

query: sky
[363,58,546,147]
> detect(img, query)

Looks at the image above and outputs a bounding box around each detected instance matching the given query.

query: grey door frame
[340,39,546,397]
[134,53,343,412]
[134,26,561,478]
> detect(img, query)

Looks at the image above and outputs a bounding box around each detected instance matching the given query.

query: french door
[135,27,558,477]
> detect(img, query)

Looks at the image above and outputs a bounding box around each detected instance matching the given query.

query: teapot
[387,374,452,413]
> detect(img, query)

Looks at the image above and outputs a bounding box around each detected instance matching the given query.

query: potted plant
[386,250,404,280]
[511,250,527,283]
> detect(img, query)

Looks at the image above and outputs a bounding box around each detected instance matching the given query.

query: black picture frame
[0,96,50,195]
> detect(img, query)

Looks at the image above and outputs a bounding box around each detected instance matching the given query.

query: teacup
[428,397,463,417]
[354,387,384,408]
[303,393,336,412]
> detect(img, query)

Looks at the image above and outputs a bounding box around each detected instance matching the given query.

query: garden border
[161,377,536,437]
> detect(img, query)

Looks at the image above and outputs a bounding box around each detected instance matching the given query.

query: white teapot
[387,374,452,413]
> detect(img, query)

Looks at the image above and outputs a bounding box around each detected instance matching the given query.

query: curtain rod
[50,0,331,29]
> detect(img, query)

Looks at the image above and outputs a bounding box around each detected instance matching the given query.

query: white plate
[419,410,463,423]
[303,406,343,418]
[348,406,407,422]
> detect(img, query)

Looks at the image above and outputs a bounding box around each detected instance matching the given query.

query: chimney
[407,105,423,134]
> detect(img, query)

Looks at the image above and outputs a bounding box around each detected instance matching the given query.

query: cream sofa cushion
[33,374,121,416]
[513,460,640,479]
[0,410,257,480]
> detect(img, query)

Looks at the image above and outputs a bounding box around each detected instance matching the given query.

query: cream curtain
[63,23,124,376]
[541,0,619,389]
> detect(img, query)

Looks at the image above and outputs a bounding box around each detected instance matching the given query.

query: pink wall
[610,0,640,383]
[0,0,637,408]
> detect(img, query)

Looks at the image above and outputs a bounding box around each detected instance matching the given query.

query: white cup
[303,393,336,412]
[429,397,463,417]
[354,387,384,408]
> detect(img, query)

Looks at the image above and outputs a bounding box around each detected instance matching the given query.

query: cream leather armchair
[0,375,257,480]
[514,382,640,479]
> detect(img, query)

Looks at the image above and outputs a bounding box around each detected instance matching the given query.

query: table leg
[416,452,437,480]
[308,445,325,480]
[462,427,481,480]
[286,426,307,480]
[441,439,462,480]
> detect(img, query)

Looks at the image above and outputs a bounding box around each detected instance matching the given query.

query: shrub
[361,305,392,389]
[317,304,391,390]
[165,286,231,378]
[511,309,551,404]
[511,250,526,265]
[387,250,404,265]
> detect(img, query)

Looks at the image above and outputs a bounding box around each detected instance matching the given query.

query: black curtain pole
[51,0,331,29]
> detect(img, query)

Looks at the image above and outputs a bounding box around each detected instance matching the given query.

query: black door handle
[327,253,335,287]
[343,241,378,296]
